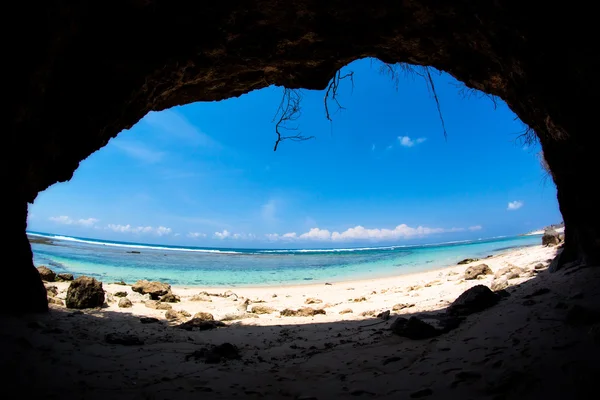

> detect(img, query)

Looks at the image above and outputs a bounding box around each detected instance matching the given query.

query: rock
[391,316,442,339]
[272,294,278,298]
[132,280,171,300]
[221,313,260,321]
[48,297,64,305]
[105,293,115,304]
[339,308,353,314]
[185,343,240,363]
[118,297,133,308]
[105,333,143,346]
[160,292,180,303]
[351,297,367,302]
[447,285,500,317]
[114,291,128,297]
[165,309,191,321]
[490,277,509,292]
[464,264,492,280]
[56,273,74,282]
[251,305,276,314]
[65,276,105,309]
[113,280,127,285]
[176,319,226,331]
[410,388,433,398]
[281,307,326,317]
[305,298,323,304]
[392,303,415,311]
[45,285,58,297]
[140,317,159,324]
[534,263,546,270]
[494,264,524,280]
[223,290,238,298]
[145,300,172,310]
[193,311,215,321]
[190,294,212,302]
[377,310,391,320]
[457,258,479,265]
[37,266,56,282]
[360,310,377,317]
[542,229,560,246]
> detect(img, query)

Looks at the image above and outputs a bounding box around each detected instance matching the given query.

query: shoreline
[43,244,558,327]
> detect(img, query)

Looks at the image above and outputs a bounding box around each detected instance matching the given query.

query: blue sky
[27,58,561,248]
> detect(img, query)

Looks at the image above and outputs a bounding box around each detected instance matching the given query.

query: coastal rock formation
[160,292,180,303]
[542,230,561,247]
[495,265,524,280]
[37,266,56,282]
[65,276,105,309]
[132,280,171,300]
[464,264,492,280]
[165,309,191,321]
[6,1,600,312]
[192,312,215,321]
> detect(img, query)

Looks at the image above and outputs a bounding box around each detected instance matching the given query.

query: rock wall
[6,1,598,312]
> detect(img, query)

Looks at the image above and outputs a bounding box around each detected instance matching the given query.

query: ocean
[28,231,542,287]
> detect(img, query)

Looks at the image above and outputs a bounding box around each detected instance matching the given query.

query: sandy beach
[3,244,600,399]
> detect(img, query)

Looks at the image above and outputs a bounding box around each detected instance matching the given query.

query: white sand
[3,244,600,399]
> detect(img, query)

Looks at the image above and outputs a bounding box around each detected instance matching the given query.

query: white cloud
[112,140,165,163]
[299,228,333,240]
[507,201,524,211]
[49,216,99,227]
[187,232,207,239]
[214,230,231,239]
[468,225,483,231]
[398,136,427,147]
[107,224,172,236]
[265,223,473,242]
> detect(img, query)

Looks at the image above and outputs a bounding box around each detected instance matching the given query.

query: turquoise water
[28,231,542,287]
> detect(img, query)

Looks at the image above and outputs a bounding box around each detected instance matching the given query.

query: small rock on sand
[165,309,191,321]
[145,300,172,310]
[494,264,524,280]
[251,305,276,314]
[56,273,74,282]
[190,294,212,302]
[48,297,64,306]
[281,307,326,317]
[457,258,479,265]
[114,291,128,297]
[339,308,353,314]
[160,292,180,303]
[447,285,500,317]
[392,303,415,311]
[193,311,215,321]
[304,298,323,304]
[464,264,492,280]
[391,316,442,340]
[132,280,171,300]
[118,298,133,308]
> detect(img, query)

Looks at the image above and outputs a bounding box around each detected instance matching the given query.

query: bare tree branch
[273,88,314,151]
[324,70,354,122]
[424,67,447,141]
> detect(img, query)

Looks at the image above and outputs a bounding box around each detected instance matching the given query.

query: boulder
[132,280,171,300]
[114,291,128,297]
[490,277,509,292]
[377,310,391,320]
[193,311,215,321]
[542,230,560,246]
[448,285,500,316]
[118,298,133,308]
[37,266,56,282]
[66,276,105,309]
[145,300,172,310]
[464,264,492,280]
[391,316,442,339]
[494,264,524,280]
[165,309,191,321]
[251,305,276,314]
[56,273,74,282]
[457,258,479,265]
[160,292,180,303]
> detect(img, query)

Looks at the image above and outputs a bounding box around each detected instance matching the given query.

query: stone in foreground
[464,264,492,280]
[37,266,56,282]
[66,276,105,309]
[447,285,500,317]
